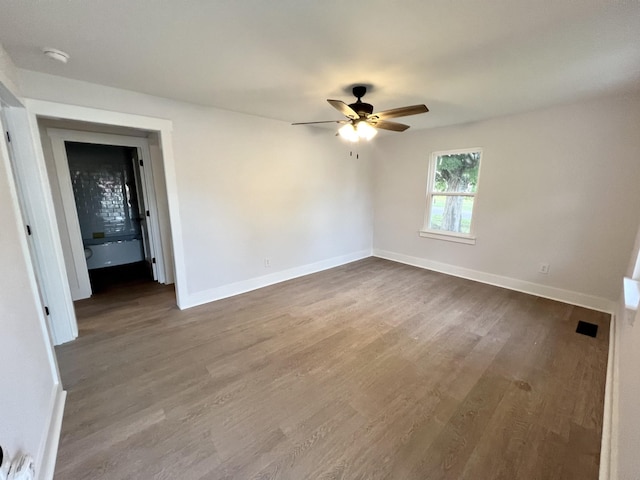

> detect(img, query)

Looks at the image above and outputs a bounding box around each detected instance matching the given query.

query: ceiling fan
[292,86,429,142]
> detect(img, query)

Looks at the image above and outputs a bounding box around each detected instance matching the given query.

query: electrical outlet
[539,263,550,274]
[264,258,271,268]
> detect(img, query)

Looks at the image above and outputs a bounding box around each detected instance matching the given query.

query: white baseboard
[373,249,615,314]
[181,249,372,309]
[37,385,66,480]
[183,248,615,313]
[373,250,619,478]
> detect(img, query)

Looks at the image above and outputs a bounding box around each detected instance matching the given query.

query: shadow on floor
[88,261,153,294]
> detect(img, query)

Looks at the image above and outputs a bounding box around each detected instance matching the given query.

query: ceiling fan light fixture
[293,85,428,139]
[338,123,359,142]
[356,121,377,140]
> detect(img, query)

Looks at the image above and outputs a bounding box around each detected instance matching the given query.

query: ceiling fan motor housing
[349,102,374,117]
[350,86,373,117]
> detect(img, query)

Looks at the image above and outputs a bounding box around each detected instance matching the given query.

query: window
[420,147,482,244]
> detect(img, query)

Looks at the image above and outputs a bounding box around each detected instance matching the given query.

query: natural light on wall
[338,121,377,142]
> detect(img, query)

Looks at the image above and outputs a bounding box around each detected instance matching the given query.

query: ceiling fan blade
[327,99,360,120]
[372,120,410,132]
[370,104,429,120]
[292,120,348,125]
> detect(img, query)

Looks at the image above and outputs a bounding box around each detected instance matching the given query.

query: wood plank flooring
[54,258,610,479]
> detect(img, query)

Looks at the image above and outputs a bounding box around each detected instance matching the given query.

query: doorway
[65,142,153,292]
[45,128,171,301]
[14,99,186,345]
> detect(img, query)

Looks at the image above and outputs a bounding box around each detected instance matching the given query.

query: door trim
[2,107,56,318]
[24,99,187,310]
[1,105,78,344]
[47,129,167,298]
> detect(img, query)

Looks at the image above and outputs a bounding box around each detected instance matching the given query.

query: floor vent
[576,320,598,338]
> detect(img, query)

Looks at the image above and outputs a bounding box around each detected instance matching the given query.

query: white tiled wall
[65,142,142,243]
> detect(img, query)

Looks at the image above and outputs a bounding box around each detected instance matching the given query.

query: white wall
[0,45,61,479]
[372,92,640,310]
[18,69,373,306]
[0,43,21,100]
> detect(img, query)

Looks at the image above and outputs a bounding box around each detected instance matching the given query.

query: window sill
[623,277,640,325]
[419,230,476,245]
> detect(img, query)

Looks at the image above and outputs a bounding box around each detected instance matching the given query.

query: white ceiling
[1,0,639,130]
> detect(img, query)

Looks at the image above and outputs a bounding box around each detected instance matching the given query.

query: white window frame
[420,147,483,245]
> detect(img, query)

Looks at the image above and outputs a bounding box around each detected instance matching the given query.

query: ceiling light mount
[43,47,70,64]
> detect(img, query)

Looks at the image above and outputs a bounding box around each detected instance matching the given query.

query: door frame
[0,80,64,480]
[21,99,187,335]
[1,102,78,344]
[1,107,53,318]
[47,129,167,299]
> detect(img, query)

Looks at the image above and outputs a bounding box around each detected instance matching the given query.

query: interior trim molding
[182,249,373,309]
[600,308,620,480]
[46,128,169,300]
[373,249,615,314]
[22,98,187,309]
[37,384,66,480]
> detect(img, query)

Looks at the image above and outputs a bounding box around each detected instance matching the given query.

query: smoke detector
[42,47,69,64]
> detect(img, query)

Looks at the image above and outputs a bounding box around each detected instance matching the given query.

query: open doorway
[64,142,153,292]
[39,123,175,303]
[9,100,185,346]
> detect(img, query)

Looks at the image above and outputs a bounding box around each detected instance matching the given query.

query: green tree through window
[424,148,482,240]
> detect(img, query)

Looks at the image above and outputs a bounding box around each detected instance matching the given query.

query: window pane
[433,152,481,193]
[428,195,474,234]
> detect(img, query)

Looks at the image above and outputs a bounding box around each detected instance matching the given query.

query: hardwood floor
[54,258,610,479]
